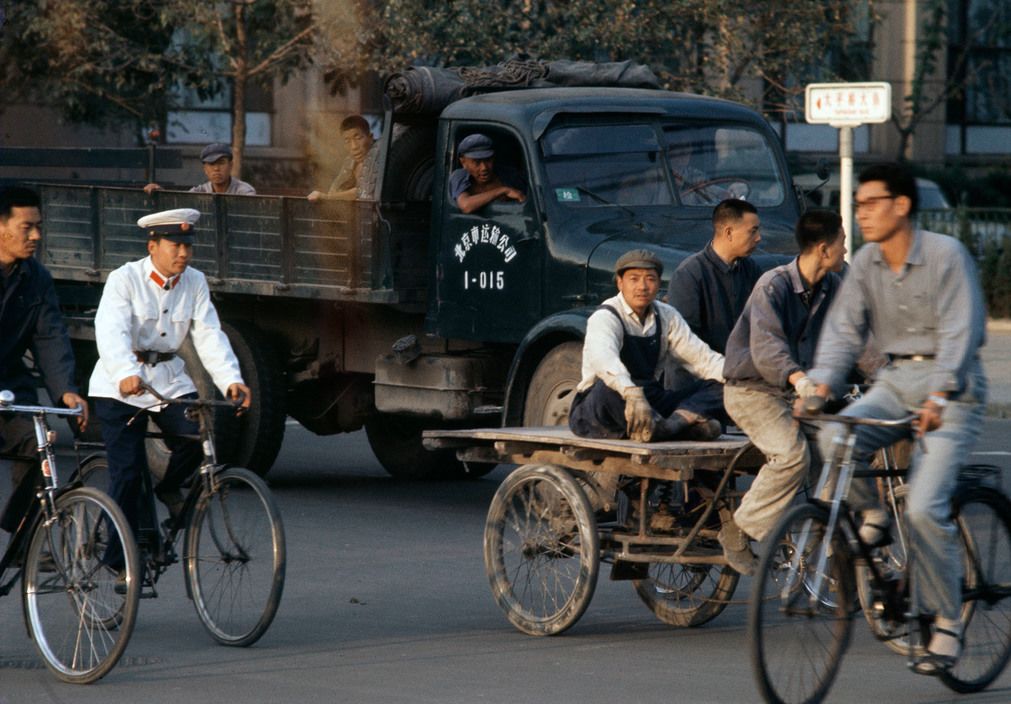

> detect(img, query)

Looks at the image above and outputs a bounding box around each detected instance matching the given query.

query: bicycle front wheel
[749,503,854,704]
[184,467,285,646]
[22,487,140,684]
[483,464,599,636]
[940,486,1011,693]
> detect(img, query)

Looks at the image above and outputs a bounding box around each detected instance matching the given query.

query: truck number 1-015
[463,271,505,290]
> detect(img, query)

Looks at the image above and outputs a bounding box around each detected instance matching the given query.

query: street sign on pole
[805,82,892,261]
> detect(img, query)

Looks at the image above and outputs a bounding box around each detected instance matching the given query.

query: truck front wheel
[522,342,583,427]
[364,414,493,480]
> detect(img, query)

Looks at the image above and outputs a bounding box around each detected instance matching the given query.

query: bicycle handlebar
[0,389,84,418]
[138,382,243,409]
[793,410,920,428]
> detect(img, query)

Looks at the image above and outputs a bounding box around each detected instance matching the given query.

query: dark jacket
[0,256,77,404]
[667,242,762,355]
[723,258,840,396]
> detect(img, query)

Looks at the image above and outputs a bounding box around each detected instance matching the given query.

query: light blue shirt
[809,229,986,396]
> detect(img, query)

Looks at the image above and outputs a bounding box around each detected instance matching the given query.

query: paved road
[2,419,1010,704]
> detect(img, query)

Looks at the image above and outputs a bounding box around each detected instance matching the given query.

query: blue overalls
[568,304,721,438]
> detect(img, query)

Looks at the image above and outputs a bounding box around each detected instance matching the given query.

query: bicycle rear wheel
[749,503,854,704]
[184,467,285,646]
[22,487,140,684]
[940,486,1011,693]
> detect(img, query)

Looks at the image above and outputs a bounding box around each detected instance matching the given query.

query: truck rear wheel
[364,414,493,480]
[522,342,583,427]
[146,322,286,478]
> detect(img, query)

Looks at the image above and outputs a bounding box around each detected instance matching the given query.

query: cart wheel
[633,560,739,627]
[484,464,599,636]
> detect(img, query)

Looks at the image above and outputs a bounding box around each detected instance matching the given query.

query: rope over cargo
[384,58,660,115]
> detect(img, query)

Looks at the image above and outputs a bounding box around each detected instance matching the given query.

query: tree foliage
[322,0,870,115]
[2,0,323,174]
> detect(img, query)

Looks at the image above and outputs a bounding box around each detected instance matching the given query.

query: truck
[36,79,802,479]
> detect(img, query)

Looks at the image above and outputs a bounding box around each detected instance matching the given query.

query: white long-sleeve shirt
[89,256,243,410]
[577,293,725,395]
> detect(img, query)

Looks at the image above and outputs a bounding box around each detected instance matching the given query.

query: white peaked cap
[137,208,201,229]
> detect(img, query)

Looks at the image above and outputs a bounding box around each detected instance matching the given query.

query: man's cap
[458,133,494,159]
[199,142,232,163]
[137,208,200,243]
[615,249,663,276]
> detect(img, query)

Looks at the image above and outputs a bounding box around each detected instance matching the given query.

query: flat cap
[138,208,200,243]
[615,248,663,276]
[458,133,494,159]
[199,142,232,163]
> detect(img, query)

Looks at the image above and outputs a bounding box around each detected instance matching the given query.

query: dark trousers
[95,395,201,537]
[569,378,725,439]
[0,414,40,533]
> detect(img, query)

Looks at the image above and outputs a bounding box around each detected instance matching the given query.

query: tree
[319,0,870,119]
[168,0,321,176]
[0,1,178,127]
[1,0,325,176]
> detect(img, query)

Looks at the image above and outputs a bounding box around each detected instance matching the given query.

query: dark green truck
[38,85,801,478]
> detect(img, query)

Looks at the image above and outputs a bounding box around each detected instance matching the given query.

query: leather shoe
[718,521,756,576]
[649,414,691,442]
[685,418,722,441]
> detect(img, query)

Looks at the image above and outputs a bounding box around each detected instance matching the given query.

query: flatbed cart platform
[423,427,765,635]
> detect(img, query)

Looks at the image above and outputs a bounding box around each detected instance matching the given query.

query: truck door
[429,127,542,342]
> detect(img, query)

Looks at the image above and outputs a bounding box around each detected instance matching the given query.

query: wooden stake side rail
[423,426,765,481]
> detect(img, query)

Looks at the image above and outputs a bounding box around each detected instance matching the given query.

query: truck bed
[38,183,418,304]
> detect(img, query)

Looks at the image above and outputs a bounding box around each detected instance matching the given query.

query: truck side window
[449,132,528,214]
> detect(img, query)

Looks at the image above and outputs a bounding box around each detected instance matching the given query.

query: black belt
[135,350,177,366]
[888,354,935,362]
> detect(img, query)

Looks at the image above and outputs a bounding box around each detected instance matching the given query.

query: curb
[987,403,1011,419]
[988,319,1011,333]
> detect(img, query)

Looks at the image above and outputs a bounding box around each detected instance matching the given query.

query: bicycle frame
[0,392,84,592]
[782,413,918,611]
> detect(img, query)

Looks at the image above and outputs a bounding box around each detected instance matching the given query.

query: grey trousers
[817,358,987,621]
[725,385,819,541]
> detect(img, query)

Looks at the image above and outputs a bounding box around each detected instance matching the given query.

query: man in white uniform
[90,208,251,535]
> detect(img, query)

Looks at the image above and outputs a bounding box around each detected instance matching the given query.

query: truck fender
[502,308,595,427]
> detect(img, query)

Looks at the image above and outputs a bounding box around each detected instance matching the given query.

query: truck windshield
[541,124,673,207]
[663,124,785,207]
[541,122,786,208]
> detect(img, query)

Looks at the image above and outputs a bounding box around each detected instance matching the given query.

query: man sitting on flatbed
[568,248,725,443]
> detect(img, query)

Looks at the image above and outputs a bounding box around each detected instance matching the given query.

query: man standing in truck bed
[88,207,251,536]
[144,143,255,196]
[667,198,763,425]
[568,249,725,443]
[0,186,88,532]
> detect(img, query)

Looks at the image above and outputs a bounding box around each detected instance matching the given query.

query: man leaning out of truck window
[143,143,256,196]
[450,134,526,214]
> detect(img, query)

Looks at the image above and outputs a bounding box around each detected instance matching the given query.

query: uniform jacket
[89,256,242,409]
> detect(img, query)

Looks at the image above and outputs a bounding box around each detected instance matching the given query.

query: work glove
[622,386,654,441]
[793,375,818,400]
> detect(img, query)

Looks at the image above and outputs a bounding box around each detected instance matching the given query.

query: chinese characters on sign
[805,82,891,126]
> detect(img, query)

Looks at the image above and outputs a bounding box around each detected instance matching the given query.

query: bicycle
[0,389,140,683]
[74,384,285,647]
[748,410,1011,704]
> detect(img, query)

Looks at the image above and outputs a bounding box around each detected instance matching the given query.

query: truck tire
[146,322,286,478]
[384,127,436,202]
[364,414,493,480]
[522,341,583,427]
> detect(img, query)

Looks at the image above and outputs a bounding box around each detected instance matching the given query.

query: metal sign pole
[804,82,891,263]
[838,126,854,262]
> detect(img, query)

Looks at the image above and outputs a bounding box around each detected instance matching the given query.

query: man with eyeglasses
[803,162,987,677]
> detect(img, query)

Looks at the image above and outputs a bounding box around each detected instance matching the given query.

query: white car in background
[794,172,951,211]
